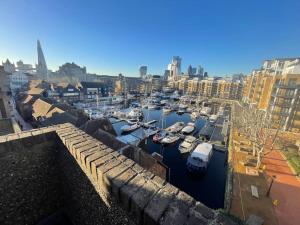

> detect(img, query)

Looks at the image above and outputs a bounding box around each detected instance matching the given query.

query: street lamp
[266,175,277,197]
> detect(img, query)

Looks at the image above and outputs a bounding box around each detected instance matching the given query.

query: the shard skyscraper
[36,40,48,80]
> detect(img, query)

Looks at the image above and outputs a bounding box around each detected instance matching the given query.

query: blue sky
[0,0,300,77]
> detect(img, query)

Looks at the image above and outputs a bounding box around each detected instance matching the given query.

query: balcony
[271,93,295,99]
[271,110,290,117]
[274,84,300,89]
[273,101,292,108]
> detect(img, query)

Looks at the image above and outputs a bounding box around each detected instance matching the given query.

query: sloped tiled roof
[28,80,42,89]
[40,112,77,127]
[56,82,70,88]
[45,107,65,118]
[27,87,45,96]
[32,98,54,119]
[22,95,34,104]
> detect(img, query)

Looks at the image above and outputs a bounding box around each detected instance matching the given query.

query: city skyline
[1,0,300,76]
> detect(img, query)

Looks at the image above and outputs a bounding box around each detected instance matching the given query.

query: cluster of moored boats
[113,95,227,174]
[151,121,213,173]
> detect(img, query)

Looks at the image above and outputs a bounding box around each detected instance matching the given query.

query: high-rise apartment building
[243,58,300,132]
[139,66,147,79]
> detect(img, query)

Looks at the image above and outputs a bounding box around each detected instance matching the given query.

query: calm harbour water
[113,109,227,209]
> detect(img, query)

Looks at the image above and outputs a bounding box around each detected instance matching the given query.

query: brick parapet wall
[0,123,236,225]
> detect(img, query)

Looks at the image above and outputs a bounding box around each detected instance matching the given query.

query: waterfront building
[9,71,29,92]
[2,59,15,74]
[139,66,147,79]
[55,82,81,103]
[243,58,300,132]
[229,80,243,100]
[86,74,116,94]
[180,75,243,100]
[201,78,213,97]
[114,79,124,95]
[36,40,48,80]
[187,78,199,94]
[80,81,109,99]
[215,79,230,99]
[151,75,163,91]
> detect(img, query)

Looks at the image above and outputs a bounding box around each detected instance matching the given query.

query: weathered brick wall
[56,124,236,225]
[0,123,237,225]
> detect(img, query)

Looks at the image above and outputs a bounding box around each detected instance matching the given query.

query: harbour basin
[112,108,228,209]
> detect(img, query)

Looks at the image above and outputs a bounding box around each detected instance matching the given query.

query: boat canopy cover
[180,141,192,148]
[191,143,213,161]
[185,135,196,142]
[187,122,195,126]
[182,125,194,133]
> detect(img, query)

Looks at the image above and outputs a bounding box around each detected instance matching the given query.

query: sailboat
[153,110,167,142]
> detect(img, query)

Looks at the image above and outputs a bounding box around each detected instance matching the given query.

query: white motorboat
[153,130,167,142]
[121,123,140,133]
[162,106,172,114]
[181,122,196,134]
[161,134,180,144]
[179,136,197,154]
[200,107,211,116]
[176,109,185,115]
[128,108,143,118]
[186,107,193,113]
[127,119,139,125]
[186,142,213,173]
[178,104,188,109]
[111,96,124,105]
[170,91,180,101]
[90,111,104,119]
[191,111,199,120]
[148,104,159,110]
[160,100,169,106]
[165,122,185,133]
[151,92,162,98]
[209,114,218,123]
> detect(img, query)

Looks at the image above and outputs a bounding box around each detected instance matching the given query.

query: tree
[234,103,273,168]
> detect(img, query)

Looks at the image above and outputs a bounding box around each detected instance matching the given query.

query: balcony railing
[273,101,292,108]
[274,84,300,89]
[271,93,295,99]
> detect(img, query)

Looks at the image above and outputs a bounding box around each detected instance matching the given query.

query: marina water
[113,109,228,209]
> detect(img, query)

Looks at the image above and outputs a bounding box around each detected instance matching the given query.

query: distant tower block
[139,66,147,79]
[36,40,48,80]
